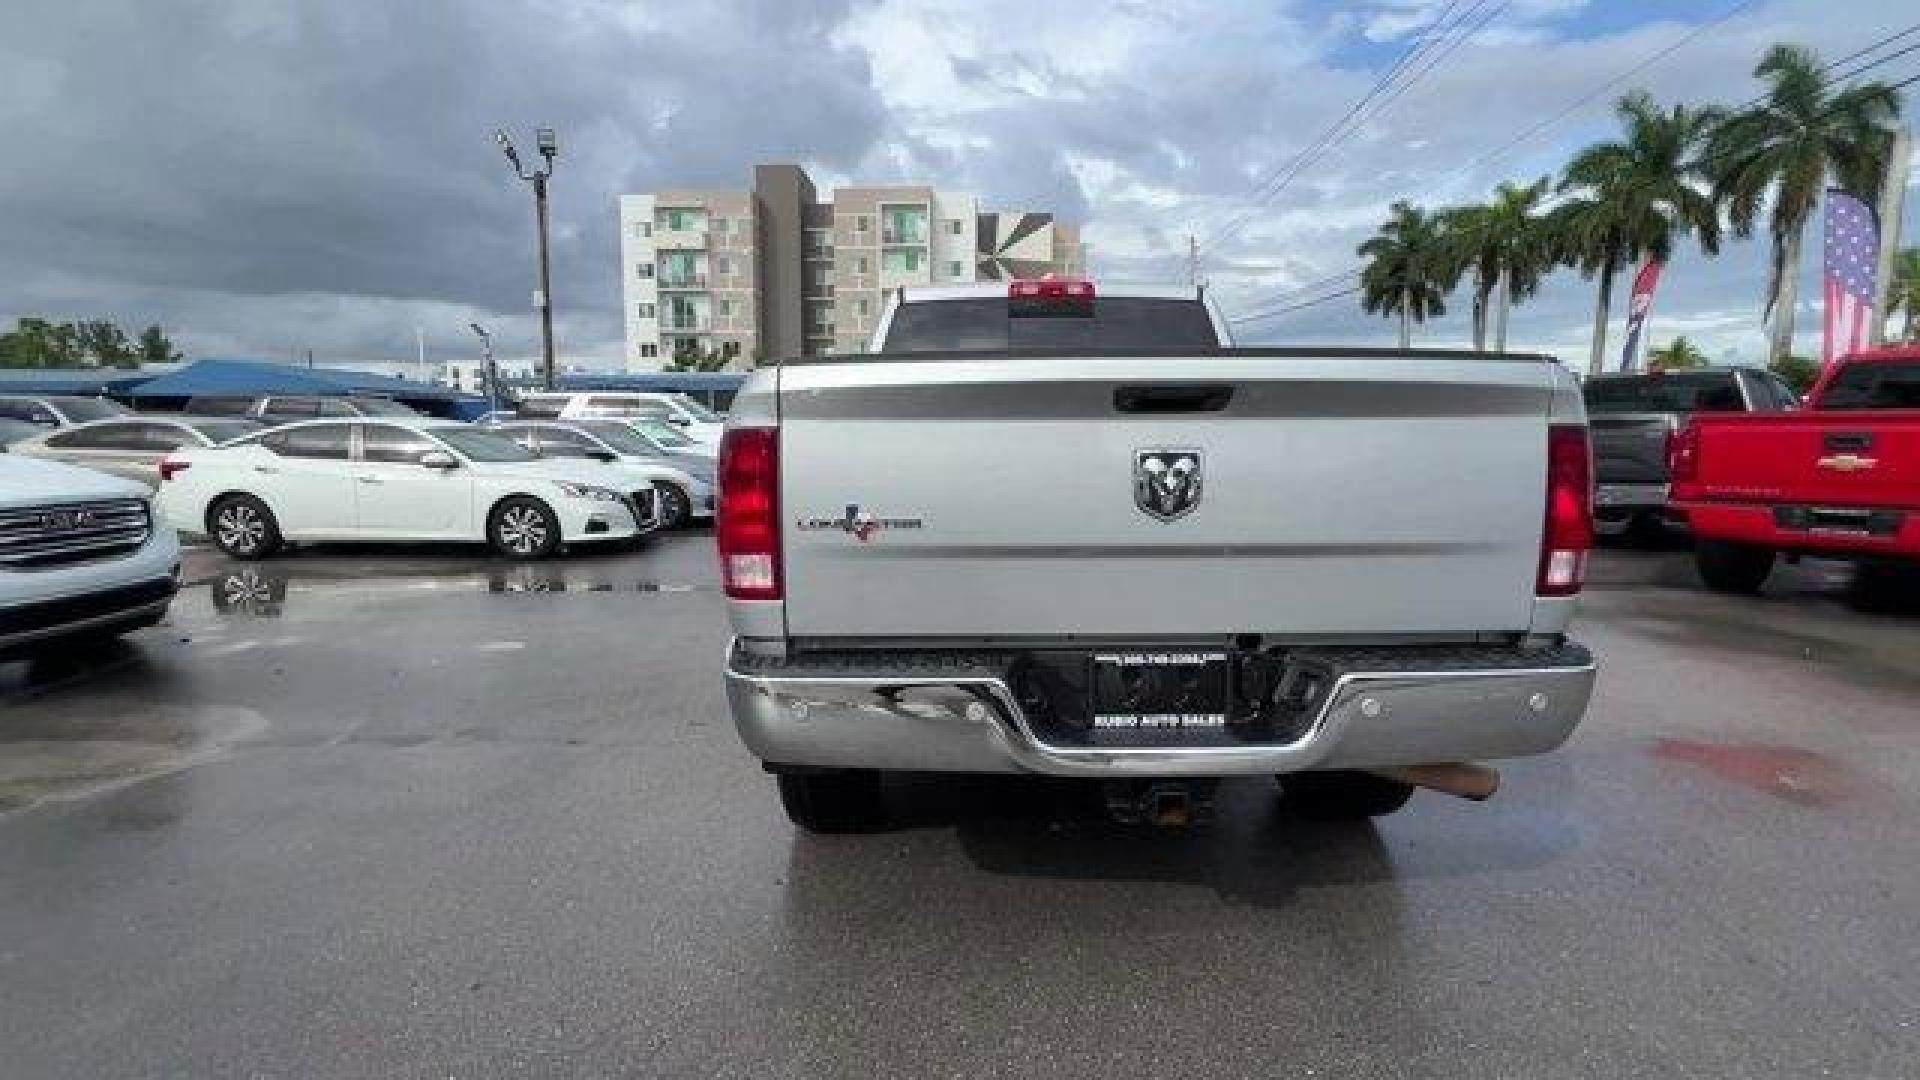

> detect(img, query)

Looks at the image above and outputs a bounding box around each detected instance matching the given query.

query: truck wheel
[1696,540,1774,594]
[1277,770,1414,820]
[777,770,883,833]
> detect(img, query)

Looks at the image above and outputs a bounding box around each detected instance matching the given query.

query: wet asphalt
[1,531,1917,1078]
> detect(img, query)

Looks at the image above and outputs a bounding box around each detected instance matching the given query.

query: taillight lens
[1538,425,1593,597]
[1667,423,1699,483]
[716,427,781,600]
[158,455,189,482]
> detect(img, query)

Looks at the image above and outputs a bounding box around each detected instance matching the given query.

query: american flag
[1822,189,1879,367]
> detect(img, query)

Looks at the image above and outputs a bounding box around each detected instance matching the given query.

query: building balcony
[658,274,708,290]
[881,230,928,246]
[654,229,707,250]
[662,319,710,333]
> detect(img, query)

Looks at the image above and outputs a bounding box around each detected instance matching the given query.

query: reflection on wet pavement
[198,565,701,619]
[1653,739,1865,807]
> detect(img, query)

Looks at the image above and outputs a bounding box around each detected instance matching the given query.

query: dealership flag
[1822,189,1879,367]
[1620,258,1664,371]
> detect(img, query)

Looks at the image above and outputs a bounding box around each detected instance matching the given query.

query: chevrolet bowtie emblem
[1816,454,1877,472]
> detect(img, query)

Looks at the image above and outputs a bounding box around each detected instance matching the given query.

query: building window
[716,255,732,276]
[718,298,733,317]
[636,262,653,279]
[632,221,651,238]
[946,219,964,236]
[946,261,964,278]
[639,343,658,358]
[636,303,655,319]
[881,204,928,245]
[854,215,870,233]
[658,207,707,232]
[722,341,741,358]
[711,217,727,235]
[882,248,924,273]
[855,298,870,318]
[854,256,869,274]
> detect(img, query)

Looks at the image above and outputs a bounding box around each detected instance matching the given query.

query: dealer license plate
[1089,652,1229,731]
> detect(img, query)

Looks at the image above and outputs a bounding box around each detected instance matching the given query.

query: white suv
[0,455,181,659]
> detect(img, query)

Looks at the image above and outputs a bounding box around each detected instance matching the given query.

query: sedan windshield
[55,397,129,422]
[629,417,696,447]
[582,421,665,456]
[436,428,537,462]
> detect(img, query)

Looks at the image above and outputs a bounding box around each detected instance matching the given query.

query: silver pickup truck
[720,280,1597,831]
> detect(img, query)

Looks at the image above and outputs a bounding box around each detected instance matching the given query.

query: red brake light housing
[716,427,781,600]
[1010,277,1095,317]
[1667,422,1700,483]
[1538,425,1593,597]
[158,454,190,483]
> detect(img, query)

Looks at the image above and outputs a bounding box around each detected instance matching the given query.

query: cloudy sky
[3,0,1915,370]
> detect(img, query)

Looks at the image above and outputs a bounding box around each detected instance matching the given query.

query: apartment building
[618,162,1086,371]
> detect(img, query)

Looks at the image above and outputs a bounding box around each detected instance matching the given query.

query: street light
[470,322,500,416]
[493,126,559,390]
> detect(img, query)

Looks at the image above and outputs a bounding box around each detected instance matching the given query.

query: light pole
[494,126,558,390]
[470,322,499,416]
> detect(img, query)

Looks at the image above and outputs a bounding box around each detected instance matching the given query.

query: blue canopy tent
[123,359,489,420]
[0,370,154,397]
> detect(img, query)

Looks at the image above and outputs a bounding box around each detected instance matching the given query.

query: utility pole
[1870,126,1911,346]
[1186,234,1202,291]
[470,323,499,417]
[494,127,559,390]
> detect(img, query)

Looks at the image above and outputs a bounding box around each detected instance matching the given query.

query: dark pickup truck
[1581,367,1798,534]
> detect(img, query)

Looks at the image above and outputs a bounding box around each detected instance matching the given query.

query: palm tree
[1441,177,1555,351]
[1553,92,1722,376]
[1358,201,1453,348]
[1704,44,1903,363]
[1890,247,1920,344]
[1646,335,1708,370]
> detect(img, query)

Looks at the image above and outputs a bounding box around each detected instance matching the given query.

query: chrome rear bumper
[724,642,1595,777]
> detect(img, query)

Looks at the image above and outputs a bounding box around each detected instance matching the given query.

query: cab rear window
[1821,361,1920,409]
[880,297,1219,354]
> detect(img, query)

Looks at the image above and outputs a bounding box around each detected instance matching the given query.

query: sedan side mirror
[419,450,459,470]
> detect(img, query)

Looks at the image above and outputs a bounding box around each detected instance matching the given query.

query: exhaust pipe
[1378,762,1501,801]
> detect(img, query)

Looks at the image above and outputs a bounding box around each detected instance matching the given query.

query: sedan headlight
[554,481,624,502]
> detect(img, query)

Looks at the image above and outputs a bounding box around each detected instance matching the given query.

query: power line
[1181,1,1502,273]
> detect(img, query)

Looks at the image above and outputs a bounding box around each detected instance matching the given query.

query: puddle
[0,706,265,817]
[1652,739,1861,807]
[201,567,702,620]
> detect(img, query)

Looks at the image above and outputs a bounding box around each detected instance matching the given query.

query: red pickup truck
[1670,346,1920,593]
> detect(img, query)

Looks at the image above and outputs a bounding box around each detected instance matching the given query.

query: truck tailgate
[1685,411,1920,509]
[1588,413,1674,484]
[777,354,1557,639]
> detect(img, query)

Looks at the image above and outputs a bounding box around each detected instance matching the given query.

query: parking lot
[2,533,1917,1078]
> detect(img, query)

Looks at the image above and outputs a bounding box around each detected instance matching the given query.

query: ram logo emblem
[1134,449,1203,522]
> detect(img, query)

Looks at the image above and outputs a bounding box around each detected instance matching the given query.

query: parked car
[0,418,44,447]
[1581,367,1796,536]
[623,416,718,463]
[515,391,723,447]
[155,418,658,560]
[720,279,1596,832]
[10,416,262,488]
[0,455,180,660]
[183,393,420,421]
[1671,346,1920,593]
[0,394,132,428]
[484,419,714,527]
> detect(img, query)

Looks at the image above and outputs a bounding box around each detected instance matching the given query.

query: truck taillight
[717,427,781,601]
[1667,423,1699,482]
[1538,425,1592,597]
[158,455,189,482]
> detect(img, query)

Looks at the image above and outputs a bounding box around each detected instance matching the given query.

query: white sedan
[155,419,658,560]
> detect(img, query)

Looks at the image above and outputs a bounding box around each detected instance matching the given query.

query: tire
[488,496,561,560]
[777,770,883,834]
[1277,770,1414,820]
[208,494,282,560]
[1625,512,1669,546]
[1696,540,1774,594]
[654,482,691,530]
